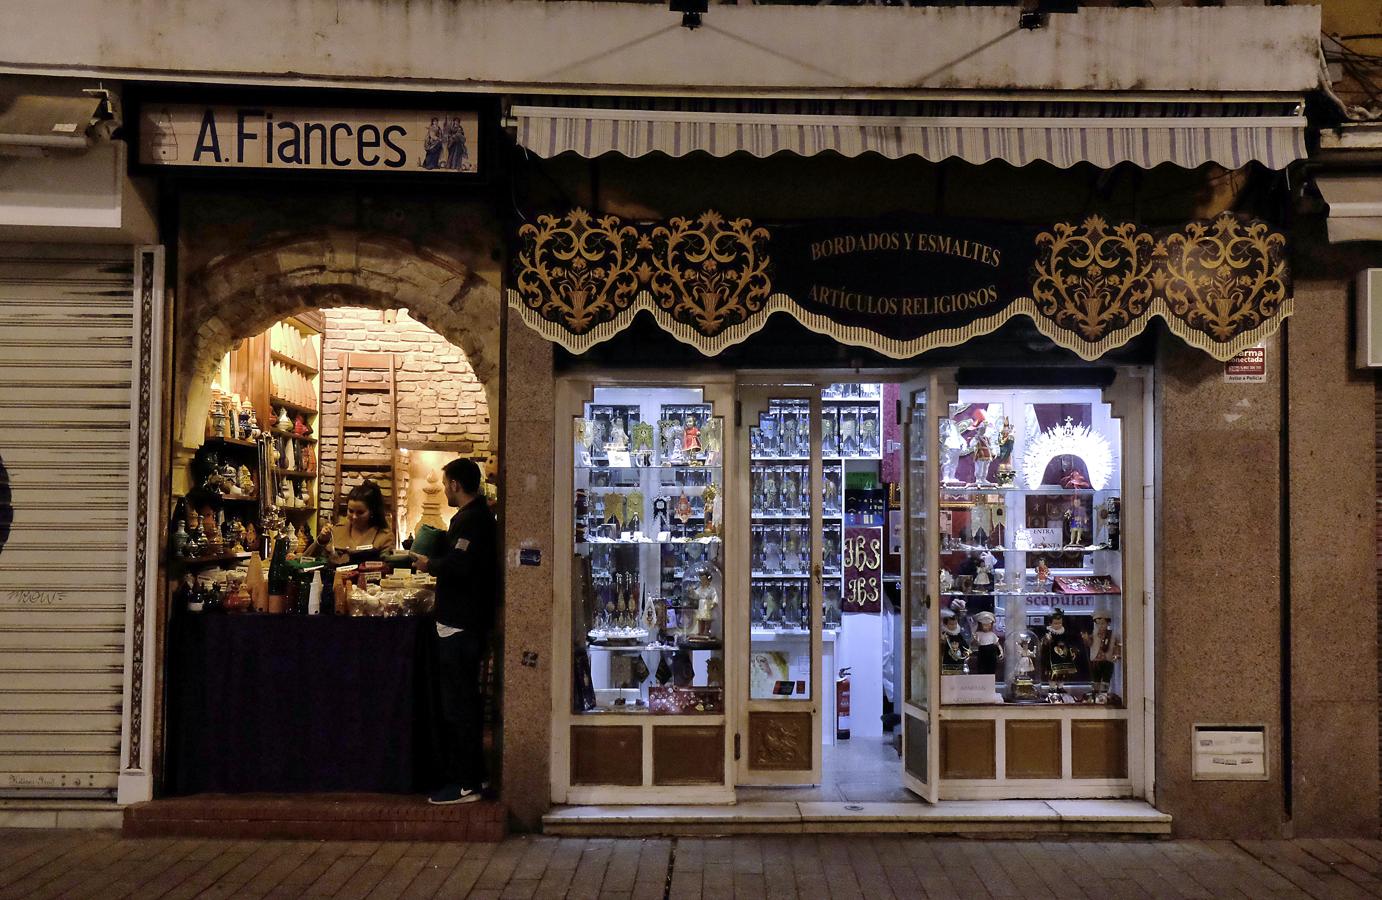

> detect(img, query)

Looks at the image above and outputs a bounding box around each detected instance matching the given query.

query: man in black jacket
[410,457,497,805]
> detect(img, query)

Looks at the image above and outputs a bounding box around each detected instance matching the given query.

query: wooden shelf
[270,350,319,376]
[275,469,317,479]
[344,381,392,393]
[179,551,251,568]
[218,495,262,504]
[341,457,393,469]
[270,396,319,417]
[283,507,318,516]
[270,428,317,444]
[205,435,258,449]
[344,420,393,430]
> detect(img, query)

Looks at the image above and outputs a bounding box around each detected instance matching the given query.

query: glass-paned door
[738,385,822,784]
[901,376,940,801]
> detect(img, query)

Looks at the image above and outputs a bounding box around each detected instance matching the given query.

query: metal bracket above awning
[0,77,114,156]
[510,97,1307,171]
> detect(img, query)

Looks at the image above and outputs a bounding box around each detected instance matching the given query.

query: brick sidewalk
[4,830,1382,898]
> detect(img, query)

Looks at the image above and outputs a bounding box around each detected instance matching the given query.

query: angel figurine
[940,417,968,485]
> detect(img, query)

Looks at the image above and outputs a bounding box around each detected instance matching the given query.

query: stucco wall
[0,2,1321,94]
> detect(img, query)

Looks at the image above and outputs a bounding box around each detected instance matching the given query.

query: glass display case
[571,386,726,716]
[747,397,814,701]
[936,389,1124,707]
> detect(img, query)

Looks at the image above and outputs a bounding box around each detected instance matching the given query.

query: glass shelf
[941,486,1120,496]
[578,537,722,548]
[577,464,722,472]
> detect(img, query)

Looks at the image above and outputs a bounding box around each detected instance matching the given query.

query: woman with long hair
[304,479,393,564]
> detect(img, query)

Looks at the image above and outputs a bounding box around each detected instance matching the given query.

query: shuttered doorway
[0,244,135,798]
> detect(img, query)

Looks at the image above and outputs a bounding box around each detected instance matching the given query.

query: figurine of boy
[1083,607,1123,700]
[1041,608,1080,699]
[970,610,1004,676]
[940,608,971,675]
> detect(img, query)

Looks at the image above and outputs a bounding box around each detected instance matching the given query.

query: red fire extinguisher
[836,667,852,741]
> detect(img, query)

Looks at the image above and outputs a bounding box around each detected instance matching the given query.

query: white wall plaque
[1192,725,1268,781]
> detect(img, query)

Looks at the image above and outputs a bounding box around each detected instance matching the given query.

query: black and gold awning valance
[507,209,1291,362]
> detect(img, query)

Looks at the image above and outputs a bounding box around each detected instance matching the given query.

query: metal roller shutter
[0,244,134,798]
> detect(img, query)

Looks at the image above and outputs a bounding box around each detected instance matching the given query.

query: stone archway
[176,228,501,452]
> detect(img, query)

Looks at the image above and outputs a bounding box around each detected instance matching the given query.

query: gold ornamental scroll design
[1032,216,1156,343]
[643,211,773,337]
[1156,213,1289,343]
[514,209,641,334]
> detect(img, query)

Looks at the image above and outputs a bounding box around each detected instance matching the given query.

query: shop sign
[137,104,480,174]
[509,209,1293,363]
[842,525,883,614]
[1223,345,1267,383]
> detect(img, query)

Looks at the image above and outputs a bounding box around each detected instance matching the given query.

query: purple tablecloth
[168,613,445,794]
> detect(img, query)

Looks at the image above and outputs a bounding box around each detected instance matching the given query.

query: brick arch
[176,229,500,450]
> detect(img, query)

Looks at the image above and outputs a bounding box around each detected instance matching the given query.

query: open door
[900,375,940,802]
[736,384,823,785]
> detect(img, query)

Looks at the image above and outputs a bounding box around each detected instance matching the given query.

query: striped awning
[512,98,1307,170]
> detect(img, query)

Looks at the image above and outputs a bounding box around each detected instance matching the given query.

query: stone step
[543,799,1171,838]
[124,793,506,842]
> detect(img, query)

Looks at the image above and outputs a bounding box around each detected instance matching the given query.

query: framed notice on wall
[134,97,488,178]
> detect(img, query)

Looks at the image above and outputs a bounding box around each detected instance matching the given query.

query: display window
[571,385,727,717]
[554,371,1147,805]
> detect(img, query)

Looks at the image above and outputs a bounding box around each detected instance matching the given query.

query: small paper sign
[1224,345,1267,383]
[1016,527,1063,550]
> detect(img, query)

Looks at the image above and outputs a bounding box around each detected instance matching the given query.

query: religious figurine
[1012,633,1039,700]
[699,483,720,538]
[970,610,1004,676]
[1058,456,1092,490]
[630,421,655,467]
[606,416,629,452]
[940,417,967,485]
[689,564,719,638]
[973,550,997,592]
[673,492,694,535]
[1083,607,1123,701]
[821,413,838,457]
[940,609,971,675]
[276,407,292,432]
[293,414,309,437]
[1066,506,1088,548]
[238,465,254,496]
[972,419,996,487]
[1034,557,1051,591]
[683,415,703,462]
[1041,608,1080,699]
[994,417,1016,485]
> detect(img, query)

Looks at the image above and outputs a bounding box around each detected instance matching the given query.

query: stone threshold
[0,799,123,830]
[543,799,1171,837]
[123,793,508,842]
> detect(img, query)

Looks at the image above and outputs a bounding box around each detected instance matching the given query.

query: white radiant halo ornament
[1022,417,1115,490]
